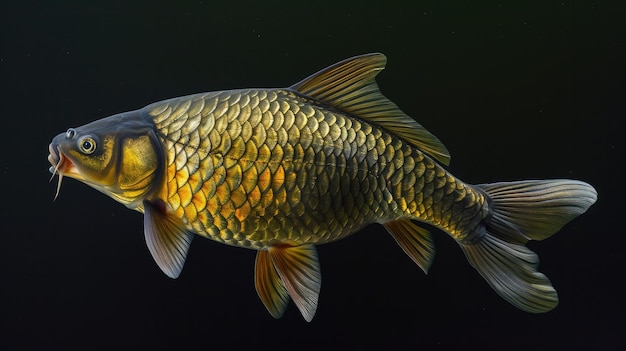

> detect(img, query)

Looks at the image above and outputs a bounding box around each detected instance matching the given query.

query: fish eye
[78,136,97,154]
[66,128,76,139]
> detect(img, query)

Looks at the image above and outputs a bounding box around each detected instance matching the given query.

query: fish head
[48,111,162,208]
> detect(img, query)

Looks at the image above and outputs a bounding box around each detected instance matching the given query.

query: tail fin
[461,179,597,313]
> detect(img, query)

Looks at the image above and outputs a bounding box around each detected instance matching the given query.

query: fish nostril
[66,128,76,139]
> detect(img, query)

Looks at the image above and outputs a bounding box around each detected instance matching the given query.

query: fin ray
[254,250,290,319]
[268,244,321,322]
[460,234,558,312]
[477,179,598,241]
[461,179,597,312]
[290,53,451,165]
[383,219,435,274]
[143,200,194,278]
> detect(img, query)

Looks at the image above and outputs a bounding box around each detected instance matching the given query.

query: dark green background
[2,1,624,349]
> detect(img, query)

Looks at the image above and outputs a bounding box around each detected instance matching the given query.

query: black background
[1,1,624,350]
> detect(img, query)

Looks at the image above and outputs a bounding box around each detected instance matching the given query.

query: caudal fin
[461,179,597,313]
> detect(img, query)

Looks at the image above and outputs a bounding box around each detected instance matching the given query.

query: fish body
[147,88,485,248]
[48,53,597,321]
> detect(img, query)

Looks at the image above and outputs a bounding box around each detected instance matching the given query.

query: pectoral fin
[255,244,321,322]
[143,199,194,279]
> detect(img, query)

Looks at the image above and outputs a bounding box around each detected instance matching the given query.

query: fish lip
[48,142,86,181]
[48,143,60,172]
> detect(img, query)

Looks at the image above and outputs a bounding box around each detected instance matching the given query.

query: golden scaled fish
[48,53,597,321]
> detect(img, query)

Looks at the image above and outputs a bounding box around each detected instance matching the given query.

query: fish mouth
[48,143,78,200]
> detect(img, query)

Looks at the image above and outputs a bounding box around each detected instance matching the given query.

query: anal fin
[383,219,435,274]
[143,199,194,279]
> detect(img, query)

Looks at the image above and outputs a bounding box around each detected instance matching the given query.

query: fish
[48,53,597,321]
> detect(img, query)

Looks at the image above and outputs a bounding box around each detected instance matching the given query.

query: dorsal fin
[290,53,451,166]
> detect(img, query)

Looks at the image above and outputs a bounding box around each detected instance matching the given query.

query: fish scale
[146,89,486,248]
